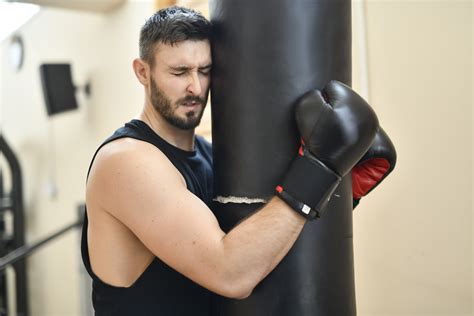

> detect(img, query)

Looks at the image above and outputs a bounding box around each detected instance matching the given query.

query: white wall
[0,1,154,315]
[352,1,472,315]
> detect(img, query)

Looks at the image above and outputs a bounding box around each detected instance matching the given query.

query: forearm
[219,197,306,296]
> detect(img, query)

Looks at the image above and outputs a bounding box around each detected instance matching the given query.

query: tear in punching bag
[209,0,356,315]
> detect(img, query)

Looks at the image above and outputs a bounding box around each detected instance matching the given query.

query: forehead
[153,40,211,68]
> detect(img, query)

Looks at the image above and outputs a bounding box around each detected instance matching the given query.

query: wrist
[276,149,341,220]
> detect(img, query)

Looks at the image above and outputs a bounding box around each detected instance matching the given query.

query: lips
[181,100,201,108]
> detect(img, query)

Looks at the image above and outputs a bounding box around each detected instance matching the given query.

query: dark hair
[139,6,211,67]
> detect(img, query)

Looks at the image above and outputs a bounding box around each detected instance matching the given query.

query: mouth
[180,100,202,109]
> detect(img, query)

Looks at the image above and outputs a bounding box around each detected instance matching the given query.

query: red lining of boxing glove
[298,139,305,156]
[352,158,390,199]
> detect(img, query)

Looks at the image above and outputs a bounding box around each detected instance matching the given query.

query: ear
[132,58,150,86]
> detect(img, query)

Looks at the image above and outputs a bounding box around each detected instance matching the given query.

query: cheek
[158,77,185,98]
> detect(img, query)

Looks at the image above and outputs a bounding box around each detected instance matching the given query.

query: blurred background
[0,0,471,315]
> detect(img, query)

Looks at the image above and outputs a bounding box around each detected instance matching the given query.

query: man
[81,6,379,315]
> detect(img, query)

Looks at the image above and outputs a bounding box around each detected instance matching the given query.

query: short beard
[150,76,207,130]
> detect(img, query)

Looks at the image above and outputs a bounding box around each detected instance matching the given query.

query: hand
[276,80,379,219]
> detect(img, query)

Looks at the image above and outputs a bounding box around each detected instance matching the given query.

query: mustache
[176,95,206,106]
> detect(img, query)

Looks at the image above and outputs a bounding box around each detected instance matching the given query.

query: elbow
[214,280,254,300]
[210,252,258,299]
[231,286,253,300]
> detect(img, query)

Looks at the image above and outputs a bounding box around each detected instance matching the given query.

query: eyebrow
[169,64,212,72]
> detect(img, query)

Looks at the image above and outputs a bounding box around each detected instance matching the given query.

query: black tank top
[81,119,214,315]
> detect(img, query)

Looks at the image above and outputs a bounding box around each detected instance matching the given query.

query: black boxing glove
[352,127,397,208]
[276,80,378,220]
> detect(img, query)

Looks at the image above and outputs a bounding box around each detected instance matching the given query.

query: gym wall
[352,2,471,316]
[0,1,155,315]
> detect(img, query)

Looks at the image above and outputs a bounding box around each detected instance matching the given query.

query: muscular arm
[220,197,305,297]
[87,139,305,299]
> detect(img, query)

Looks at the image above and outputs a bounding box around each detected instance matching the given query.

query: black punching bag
[210,1,356,315]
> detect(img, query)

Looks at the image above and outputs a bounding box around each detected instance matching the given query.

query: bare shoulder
[86,137,185,218]
[89,137,184,184]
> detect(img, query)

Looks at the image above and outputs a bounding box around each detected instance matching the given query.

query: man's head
[139,6,211,69]
[134,6,212,130]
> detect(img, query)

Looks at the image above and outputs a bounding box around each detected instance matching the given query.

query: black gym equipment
[0,55,87,316]
[210,0,356,315]
[0,134,28,316]
[0,214,83,272]
[0,134,84,316]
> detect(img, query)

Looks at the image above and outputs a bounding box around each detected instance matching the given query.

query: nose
[186,72,202,96]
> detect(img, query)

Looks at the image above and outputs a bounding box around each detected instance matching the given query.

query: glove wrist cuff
[276,150,341,220]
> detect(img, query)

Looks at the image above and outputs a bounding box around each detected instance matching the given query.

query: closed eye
[199,64,212,75]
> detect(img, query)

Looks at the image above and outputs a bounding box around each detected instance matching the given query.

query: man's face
[149,40,211,130]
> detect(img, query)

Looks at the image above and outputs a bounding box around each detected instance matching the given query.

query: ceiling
[8,0,127,13]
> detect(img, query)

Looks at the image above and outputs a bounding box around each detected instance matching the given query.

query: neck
[138,104,195,151]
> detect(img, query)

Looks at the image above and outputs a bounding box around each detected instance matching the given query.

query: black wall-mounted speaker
[39,63,78,116]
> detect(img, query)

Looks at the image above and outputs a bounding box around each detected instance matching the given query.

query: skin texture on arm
[86,137,305,299]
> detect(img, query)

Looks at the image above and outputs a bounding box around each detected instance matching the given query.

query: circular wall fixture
[7,35,24,72]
